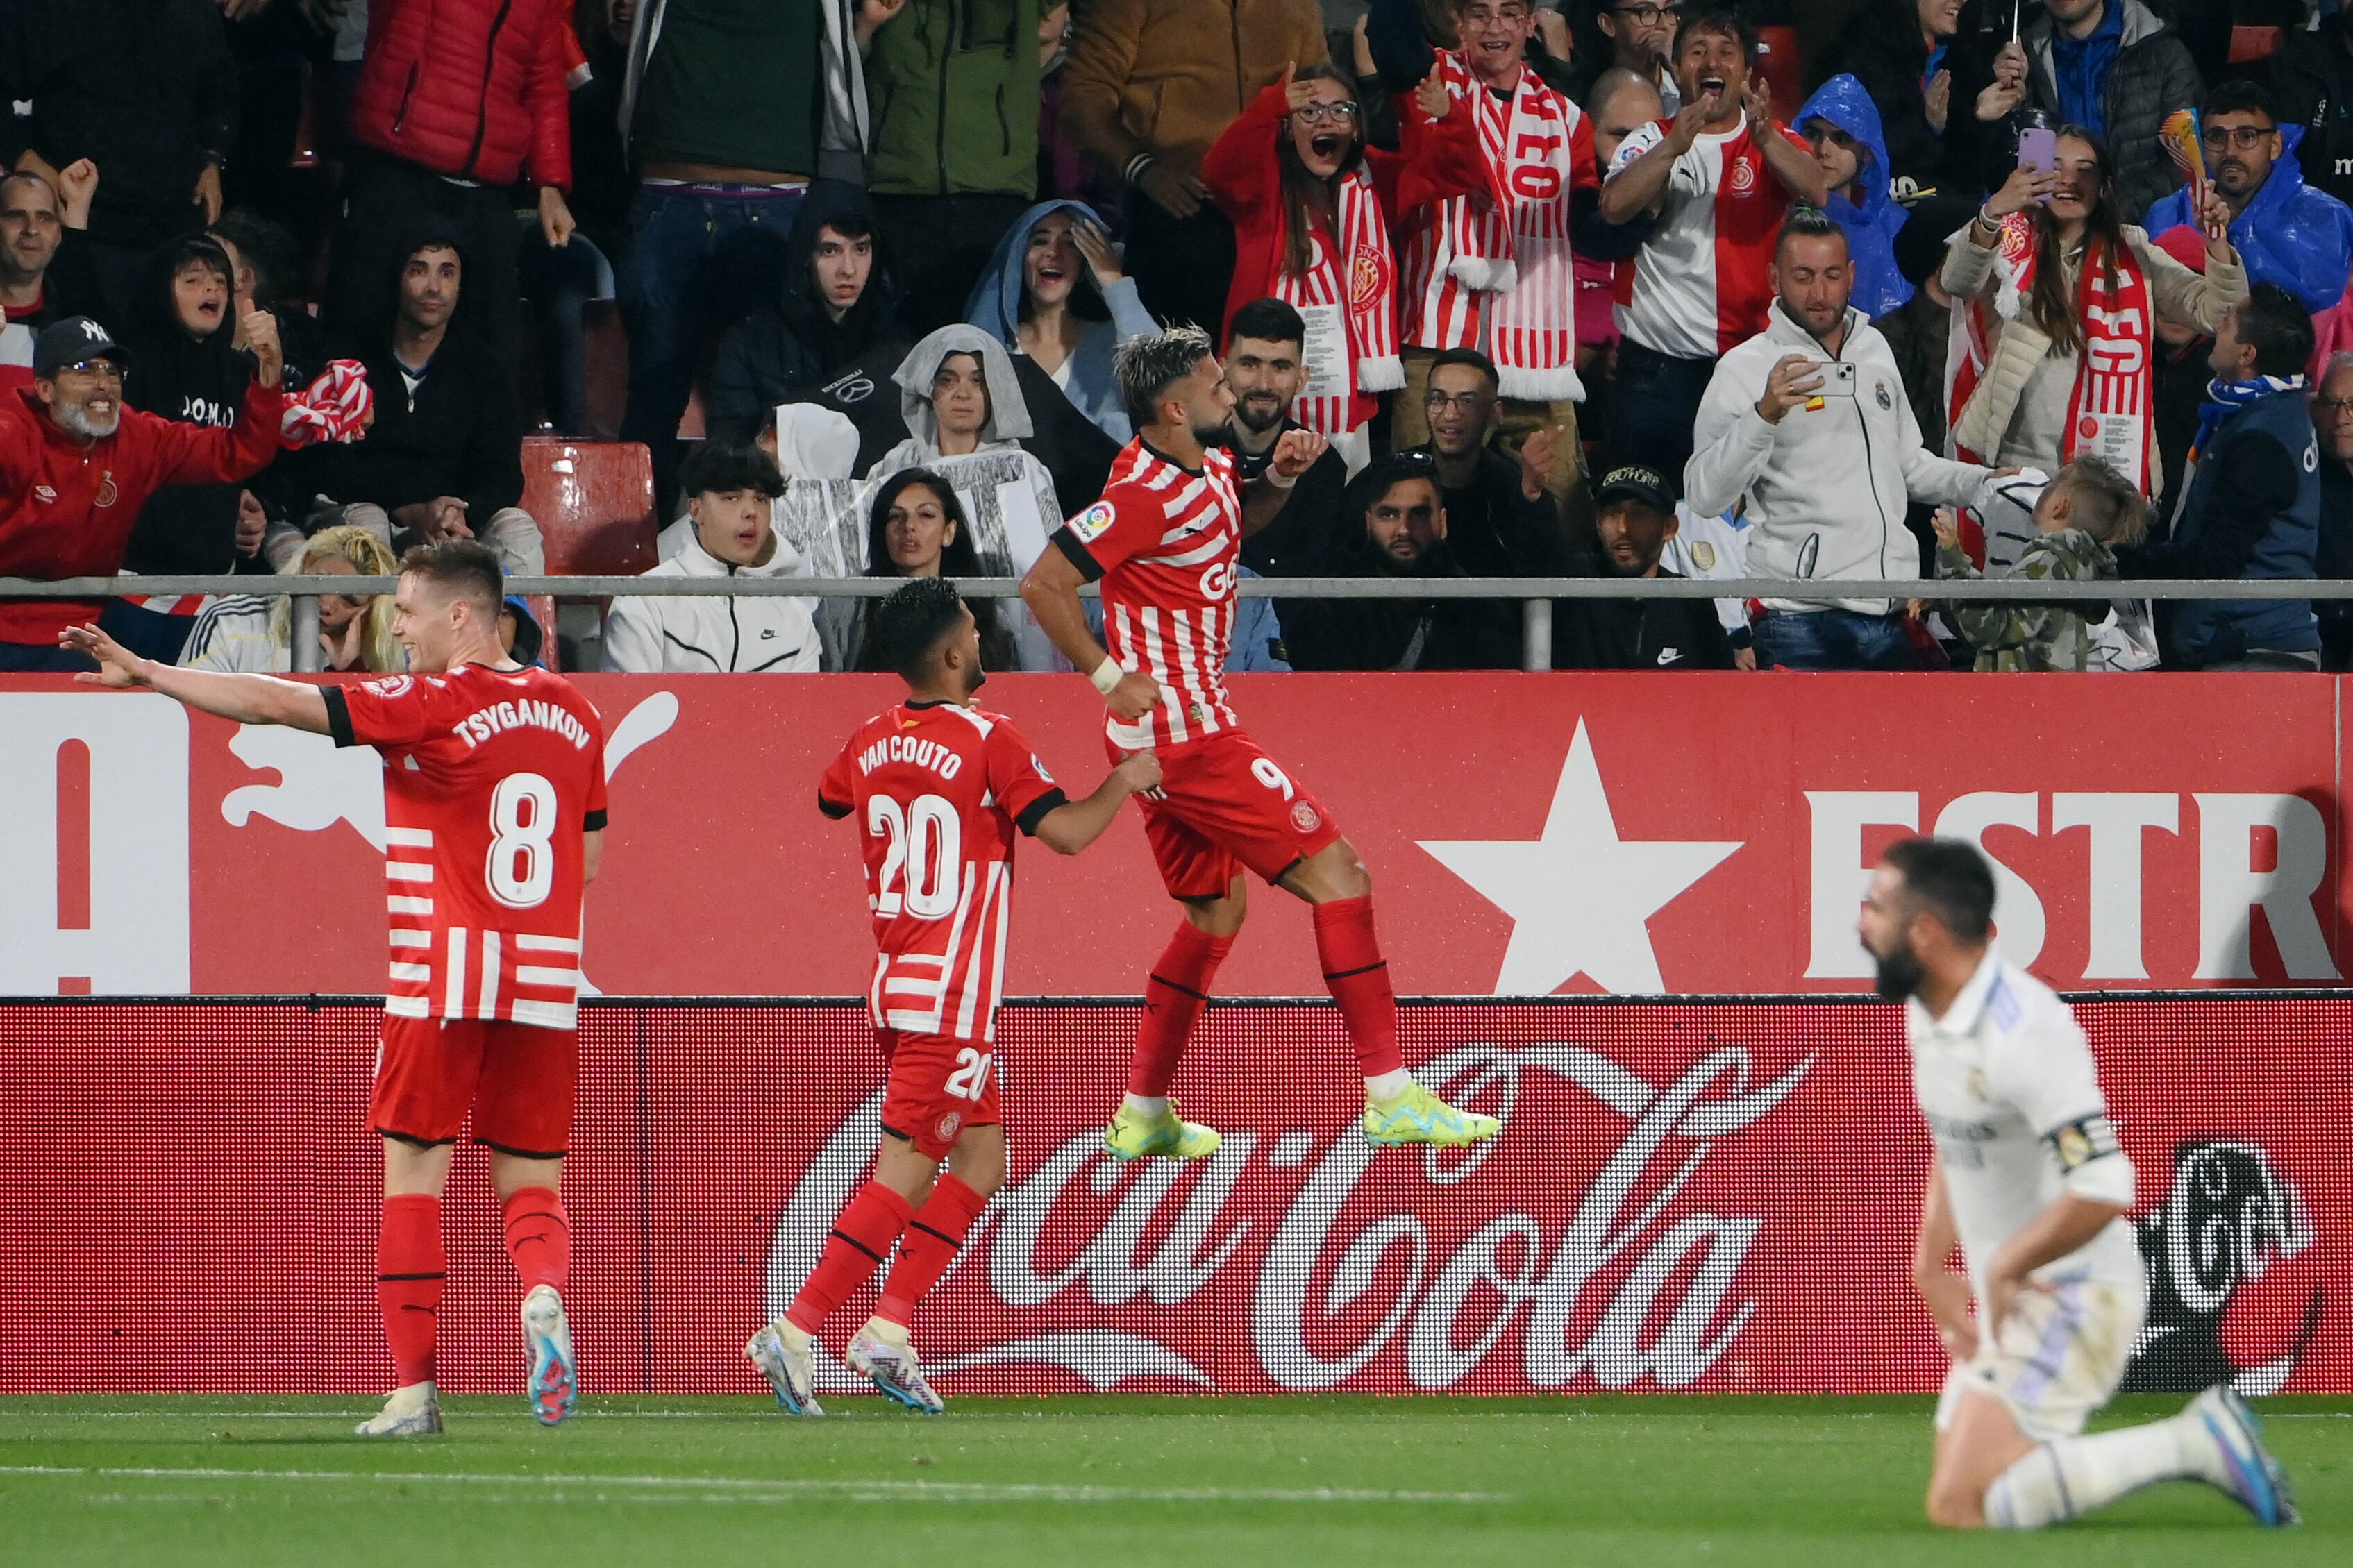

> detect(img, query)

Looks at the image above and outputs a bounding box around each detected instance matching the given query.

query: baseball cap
[33,317,133,379]
[1593,462,1676,512]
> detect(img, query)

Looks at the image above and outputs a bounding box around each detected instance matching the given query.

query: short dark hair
[1880,837,1996,943]
[399,539,503,623]
[1776,205,1848,257]
[678,438,786,499]
[1348,450,1443,523]
[209,208,301,303]
[1425,346,1500,394]
[2236,283,2315,380]
[870,575,968,682]
[1228,297,1307,351]
[2202,79,2279,127]
[1671,10,1755,63]
[1114,325,1216,432]
[164,234,235,294]
[812,212,876,244]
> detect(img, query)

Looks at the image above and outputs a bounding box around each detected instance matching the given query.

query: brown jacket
[1059,0,1327,183]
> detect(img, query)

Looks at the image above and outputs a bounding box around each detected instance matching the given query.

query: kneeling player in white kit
[1859,838,2296,1530]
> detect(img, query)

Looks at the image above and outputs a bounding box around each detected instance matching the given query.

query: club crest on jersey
[1691,541,1717,571]
[935,1111,962,1143]
[1071,500,1118,543]
[1727,156,1757,194]
[1291,800,1323,833]
[93,471,118,508]
[363,675,414,698]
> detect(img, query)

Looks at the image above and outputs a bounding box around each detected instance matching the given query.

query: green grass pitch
[3,1394,2347,1565]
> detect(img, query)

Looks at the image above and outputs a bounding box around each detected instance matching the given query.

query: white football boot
[745,1320,825,1416]
[846,1322,945,1415]
[355,1381,442,1437]
[521,1284,578,1426]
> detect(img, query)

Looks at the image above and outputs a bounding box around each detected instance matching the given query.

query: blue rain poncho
[1798,74,1914,320]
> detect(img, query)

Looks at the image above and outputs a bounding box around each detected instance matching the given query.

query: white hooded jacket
[601,527,820,673]
[1685,300,1992,615]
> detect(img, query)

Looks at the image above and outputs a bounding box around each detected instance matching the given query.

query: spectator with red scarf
[0,314,284,671]
[1202,62,1481,473]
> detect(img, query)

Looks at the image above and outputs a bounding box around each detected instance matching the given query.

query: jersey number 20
[869,793,962,918]
[487,771,558,910]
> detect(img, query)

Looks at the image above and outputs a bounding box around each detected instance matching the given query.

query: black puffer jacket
[2020,0,2201,224]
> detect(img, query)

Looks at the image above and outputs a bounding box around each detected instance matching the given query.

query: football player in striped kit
[65,541,608,1438]
[1021,328,1500,1159]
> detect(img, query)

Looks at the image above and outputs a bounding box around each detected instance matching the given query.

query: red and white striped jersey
[1608,118,1805,358]
[1053,439,1244,750]
[819,700,1066,1045]
[325,664,610,1030]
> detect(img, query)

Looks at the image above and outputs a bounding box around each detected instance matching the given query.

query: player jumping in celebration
[64,542,607,1438]
[1020,327,1497,1158]
[1859,838,2296,1530]
[747,578,1161,1415]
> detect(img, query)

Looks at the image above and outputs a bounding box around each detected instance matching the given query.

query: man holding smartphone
[1684,209,2011,671]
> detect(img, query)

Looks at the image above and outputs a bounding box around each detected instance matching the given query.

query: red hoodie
[0,378,286,644]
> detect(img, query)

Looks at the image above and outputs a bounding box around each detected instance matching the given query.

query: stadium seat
[1755,27,1802,126]
[519,438,659,578]
[2230,26,2284,64]
[524,594,560,673]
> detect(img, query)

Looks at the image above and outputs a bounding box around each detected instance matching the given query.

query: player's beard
[1870,940,1926,1001]
[1191,417,1231,448]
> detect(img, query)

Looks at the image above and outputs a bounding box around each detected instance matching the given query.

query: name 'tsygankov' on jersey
[819,700,1066,1044]
[1052,438,1244,750]
[324,665,610,1028]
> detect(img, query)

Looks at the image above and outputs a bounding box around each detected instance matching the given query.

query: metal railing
[9,573,2350,673]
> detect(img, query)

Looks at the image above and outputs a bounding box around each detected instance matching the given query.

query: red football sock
[378,1193,444,1388]
[1313,895,1405,1077]
[1128,922,1234,1096]
[876,1174,989,1328]
[501,1186,571,1295]
[787,1180,914,1335]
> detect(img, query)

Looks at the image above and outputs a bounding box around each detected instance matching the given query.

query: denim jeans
[1752,608,1916,671]
[617,181,805,505]
[1611,339,1720,482]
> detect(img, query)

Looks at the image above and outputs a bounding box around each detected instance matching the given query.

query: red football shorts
[1109,728,1343,900]
[877,1027,1002,1161]
[371,1015,579,1158]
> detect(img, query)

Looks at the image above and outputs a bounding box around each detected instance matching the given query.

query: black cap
[33,317,133,379]
[1593,462,1676,513]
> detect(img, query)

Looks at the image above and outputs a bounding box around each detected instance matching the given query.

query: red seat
[2229,26,2284,65]
[1754,26,1803,129]
[519,438,659,578]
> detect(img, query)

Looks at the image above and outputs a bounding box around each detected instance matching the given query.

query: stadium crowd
[4,0,2353,673]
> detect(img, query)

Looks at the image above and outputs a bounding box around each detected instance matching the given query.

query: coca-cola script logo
[764,1040,1814,1393]
[2124,1140,2322,1397]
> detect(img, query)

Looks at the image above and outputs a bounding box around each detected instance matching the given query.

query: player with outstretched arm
[64,542,607,1438]
[1020,326,1496,1158]
[1858,837,2296,1530]
[746,578,1161,1416]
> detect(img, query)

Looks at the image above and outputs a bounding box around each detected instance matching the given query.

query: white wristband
[1264,466,1298,489]
[1089,657,1124,696]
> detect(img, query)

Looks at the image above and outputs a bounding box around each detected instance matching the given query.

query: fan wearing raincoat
[1796,74,1912,321]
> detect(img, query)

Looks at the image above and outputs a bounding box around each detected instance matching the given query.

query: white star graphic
[1418,720,1743,995]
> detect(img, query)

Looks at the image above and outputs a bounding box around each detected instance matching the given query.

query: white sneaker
[521,1284,577,1426]
[355,1381,442,1437]
[846,1324,945,1415]
[745,1320,823,1416]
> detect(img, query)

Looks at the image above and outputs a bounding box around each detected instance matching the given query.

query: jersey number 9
[869,793,962,919]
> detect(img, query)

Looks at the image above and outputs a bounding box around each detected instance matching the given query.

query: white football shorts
[1933,1276,2146,1442]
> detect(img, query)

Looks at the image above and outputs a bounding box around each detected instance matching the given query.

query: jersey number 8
[487,771,559,910]
[869,793,962,918]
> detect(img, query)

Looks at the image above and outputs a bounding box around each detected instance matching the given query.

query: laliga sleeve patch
[1070,500,1119,544]
[2043,1113,2121,1172]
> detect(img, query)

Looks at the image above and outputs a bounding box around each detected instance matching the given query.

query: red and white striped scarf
[1947,214,2155,492]
[1412,53,1586,402]
[1266,165,1400,436]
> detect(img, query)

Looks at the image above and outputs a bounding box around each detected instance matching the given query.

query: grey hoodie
[862,325,1036,479]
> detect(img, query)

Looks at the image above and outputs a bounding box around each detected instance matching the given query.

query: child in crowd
[1933,457,2150,672]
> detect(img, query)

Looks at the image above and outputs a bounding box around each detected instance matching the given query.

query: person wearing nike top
[1860,837,2297,1531]
[746,577,1162,1417]
[1020,326,1500,1157]
[61,541,608,1439]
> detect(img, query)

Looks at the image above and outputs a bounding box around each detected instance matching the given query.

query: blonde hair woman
[178,525,405,673]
